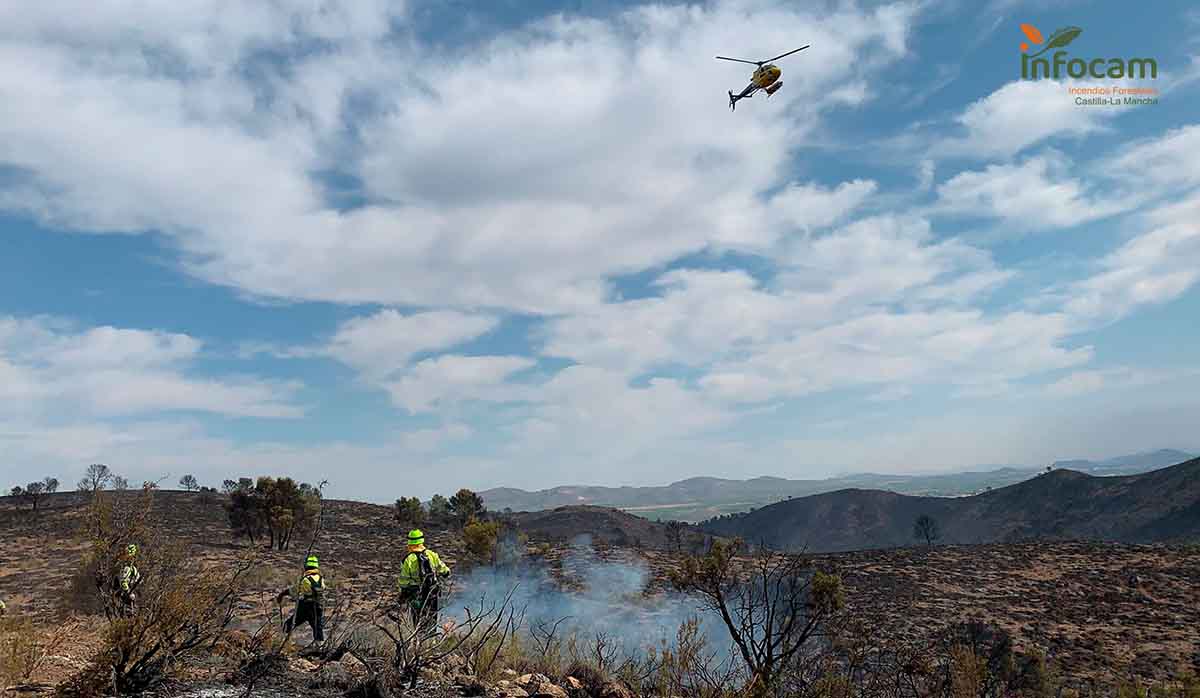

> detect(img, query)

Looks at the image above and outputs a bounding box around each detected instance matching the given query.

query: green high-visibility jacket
[292,570,325,600]
[396,548,450,592]
[120,564,141,593]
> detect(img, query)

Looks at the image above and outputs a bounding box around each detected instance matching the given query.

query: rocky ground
[2,491,1198,694]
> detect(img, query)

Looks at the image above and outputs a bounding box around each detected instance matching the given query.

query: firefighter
[277,554,325,645]
[118,544,142,615]
[396,529,450,629]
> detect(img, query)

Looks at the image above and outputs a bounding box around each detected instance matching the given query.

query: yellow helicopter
[716,45,809,110]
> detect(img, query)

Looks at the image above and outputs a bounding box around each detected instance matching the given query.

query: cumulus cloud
[0,316,301,419]
[1065,197,1200,323]
[700,309,1090,404]
[2,1,1198,494]
[384,355,537,413]
[548,213,1032,406]
[1046,369,1108,397]
[1111,124,1200,190]
[323,309,499,381]
[940,80,1111,158]
[766,179,879,233]
[0,0,920,313]
[934,154,1132,232]
[1059,122,1200,325]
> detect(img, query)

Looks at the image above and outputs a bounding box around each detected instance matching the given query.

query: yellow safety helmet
[126,544,138,557]
[305,554,319,569]
[406,529,425,546]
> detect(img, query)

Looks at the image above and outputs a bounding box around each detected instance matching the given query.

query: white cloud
[324,309,498,381]
[1111,124,1200,190]
[309,310,531,412]
[700,308,1090,403]
[917,160,935,190]
[934,154,1131,232]
[504,366,734,477]
[1046,366,1195,398]
[1066,222,1200,322]
[547,214,1043,407]
[766,179,878,233]
[0,316,301,419]
[1065,189,1200,323]
[0,0,919,313]
[1046,369,1107,397]
[397,423,473,453]
[384,355,536,413]
[2,1,1199,495]
[543,268,789,374]
[942,80,1110,158]
[784,215,1011,305]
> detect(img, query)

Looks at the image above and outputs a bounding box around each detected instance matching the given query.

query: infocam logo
[1019,24,1157,80]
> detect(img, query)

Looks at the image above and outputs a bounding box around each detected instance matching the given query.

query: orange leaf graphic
[1020,23,1044,44]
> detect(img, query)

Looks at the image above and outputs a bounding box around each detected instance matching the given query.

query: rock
[564,677,585,691]
[503,668,519,678]
[598,681,634,698]
[443,652,469,673]
[308,663,354,690]
[497,687,530,698]
[517,673,550,689]
[421,665,447,683]
[532,684,569,698]
[288,657,319,673]
[457,675,488,696]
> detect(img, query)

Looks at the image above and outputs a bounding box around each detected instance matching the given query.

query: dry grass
[1,491,1198,692]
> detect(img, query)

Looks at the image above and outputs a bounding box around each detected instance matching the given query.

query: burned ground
[1,491,1198,692]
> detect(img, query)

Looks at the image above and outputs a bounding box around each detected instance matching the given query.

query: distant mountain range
[479,449,1194,521]
[698,454,1200,552]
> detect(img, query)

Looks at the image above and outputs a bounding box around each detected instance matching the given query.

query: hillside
[1,489,1198,690]
[0,492,698,619]
[1051,448,1195,475]
[511,505,710,549]
[700,456,1200,552]
[479,449,1194,521]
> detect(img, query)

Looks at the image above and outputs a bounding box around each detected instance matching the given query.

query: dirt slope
[2,490,1198,688]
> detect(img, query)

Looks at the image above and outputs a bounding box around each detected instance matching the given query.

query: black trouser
[118,592,136,617]
[285,599,324,642]
[408,591,440,630]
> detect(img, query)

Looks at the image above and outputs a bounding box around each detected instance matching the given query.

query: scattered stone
[457,675,487,696]
[532,684,569,698]
[564,677,585,691]
[443,653,469,673]
[496,687,530,698]
[598,681,634,698]
[308,663,354,690]
[288,657,319,673]
[517,673,550,689]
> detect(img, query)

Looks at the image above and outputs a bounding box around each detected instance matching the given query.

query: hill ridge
[480,449,1194,520]
[698,456,1200,552]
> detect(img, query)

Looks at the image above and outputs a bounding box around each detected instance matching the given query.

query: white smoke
[444,535,729,656]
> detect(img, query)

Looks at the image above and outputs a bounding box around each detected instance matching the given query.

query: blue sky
[2,0,1198,501]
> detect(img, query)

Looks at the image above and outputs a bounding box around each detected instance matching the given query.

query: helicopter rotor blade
[715,56,763,66]
[763,45,810,63]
